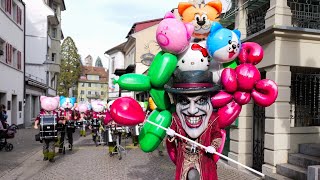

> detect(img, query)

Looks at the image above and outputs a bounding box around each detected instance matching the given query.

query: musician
[59,96,77,152]
[90,100,106,146]
[164,71,222,180]
[34,96,61,163]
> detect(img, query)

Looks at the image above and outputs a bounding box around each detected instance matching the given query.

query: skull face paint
[176,94,213,139]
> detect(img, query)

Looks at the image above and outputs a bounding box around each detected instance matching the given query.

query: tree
[57,37,81,97]
[95,56,103,67]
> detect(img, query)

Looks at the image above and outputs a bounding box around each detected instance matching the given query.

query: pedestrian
[59,96,77,152]
[34,96,61,163]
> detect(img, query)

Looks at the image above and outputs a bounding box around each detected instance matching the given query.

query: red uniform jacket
[166,112,222,180]
[35,109,60,123]
[59,109,75,121]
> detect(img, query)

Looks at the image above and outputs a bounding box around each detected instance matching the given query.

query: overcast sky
[61,0,184,68]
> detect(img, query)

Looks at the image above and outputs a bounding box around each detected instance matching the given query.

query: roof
[61,0,66,11]
[126,18,163,38]
[79,66,108,82]
[104,42,126,55]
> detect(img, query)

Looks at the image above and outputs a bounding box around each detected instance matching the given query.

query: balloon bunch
[110,0,278,159]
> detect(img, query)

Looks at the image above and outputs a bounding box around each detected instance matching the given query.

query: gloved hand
[205,146,216,154]
[166,127,175,137]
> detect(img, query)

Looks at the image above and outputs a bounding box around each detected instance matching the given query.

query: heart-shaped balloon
[218,100,242,129]
[211,91,233,108]
[110,97,145,126]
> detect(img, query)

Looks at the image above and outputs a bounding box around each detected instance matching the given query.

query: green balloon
[115,73,151,91]
[148,53,177,88]
[150,88,171,110]
[223,60,237,69]
[139,110,172,152]
[148,51,165,79]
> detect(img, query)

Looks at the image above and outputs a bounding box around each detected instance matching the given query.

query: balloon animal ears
[209,22,241,39]
[164,11,176,19]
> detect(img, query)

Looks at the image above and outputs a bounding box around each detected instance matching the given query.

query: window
[16,5,22,25]
[101,84,104,88]
[80,98,84,101]
[95,91,99,96]
[111,57,115,73]
[5,43,12,64]
[4,0,12,15]
[101,91,104,95]
[87,75,99,81]
[12,2,16,21]
[7,101,11,111]
[12,47,17,68]
[52,3,58,14]
[80,90,84,94]
[88,91,91,95]
[1,0,5,10]
[80,83,84,87]
[51,27,57,38]
[0,39,4,61]
[19,101,22,111]
[51,53,56,61]
[88,83,91,87]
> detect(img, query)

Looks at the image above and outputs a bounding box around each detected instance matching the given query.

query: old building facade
[0,0,25,126]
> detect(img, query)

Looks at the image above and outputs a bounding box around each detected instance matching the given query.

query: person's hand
[34,125,38,129]
[205,146,216,154]
[166,128,175,137]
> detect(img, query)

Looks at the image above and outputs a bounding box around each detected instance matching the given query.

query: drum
[39,114,58,140]
[107,126,113,143]
[91,119,100,130]
[133,125,140,136]
[66,120,75,129]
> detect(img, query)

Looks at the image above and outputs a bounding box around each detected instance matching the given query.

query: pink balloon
[156,12,194,55]
[221,68,238,93]
[238,42,264,65]
[218,101,242,129]
[214,129,226,163]
[110,97,145,126]
[252,79,278,107]
[234,91,251,105]
[103,110,112,125]
[211,91,233,108]
[236,64,261,92]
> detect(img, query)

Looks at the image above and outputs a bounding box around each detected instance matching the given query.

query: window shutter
[5,44,8,63]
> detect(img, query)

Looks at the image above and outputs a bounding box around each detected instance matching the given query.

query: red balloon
[252,79,278,107]
[110,97,145,126]
[211,91,233,108]
[103,110,112,125]
[238,42,264,65]
[218,101,242,129]
[234,91,251,105]
[235,64,261,92]
[221,68,238,93]
[214,129,226,163]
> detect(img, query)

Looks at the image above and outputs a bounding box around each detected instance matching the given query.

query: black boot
[43,157,48,161]
[49,158,55,163]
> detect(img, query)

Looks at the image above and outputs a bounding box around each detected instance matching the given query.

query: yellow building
[77,66,108,102]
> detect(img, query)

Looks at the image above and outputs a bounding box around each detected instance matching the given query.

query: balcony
[48,14,59,26]
[25,73,48,90]
[246,1,270,36]
[288,0,320,30]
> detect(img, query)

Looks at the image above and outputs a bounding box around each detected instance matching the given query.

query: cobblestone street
[0,129,261,180]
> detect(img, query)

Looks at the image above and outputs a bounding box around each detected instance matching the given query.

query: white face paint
[176,94,213,139]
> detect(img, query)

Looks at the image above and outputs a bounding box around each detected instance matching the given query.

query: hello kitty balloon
[91,99,105,113]
[40,96,60,111]
[177,41,210,71]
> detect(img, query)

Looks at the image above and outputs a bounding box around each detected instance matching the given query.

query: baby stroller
[0,124,18,152]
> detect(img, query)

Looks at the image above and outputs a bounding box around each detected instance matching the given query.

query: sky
[61,0,186,68]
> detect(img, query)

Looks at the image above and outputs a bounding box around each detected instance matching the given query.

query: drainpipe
[22,1,26,128]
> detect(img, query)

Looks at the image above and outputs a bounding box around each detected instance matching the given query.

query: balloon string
[146,120,265,178]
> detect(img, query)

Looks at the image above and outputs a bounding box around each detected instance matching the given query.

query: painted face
[176,94,212,139]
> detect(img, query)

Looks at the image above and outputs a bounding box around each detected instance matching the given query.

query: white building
[104,42,134,100]
[84,55,93,66]
[24,0,66,127]
[0,0,25,126]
